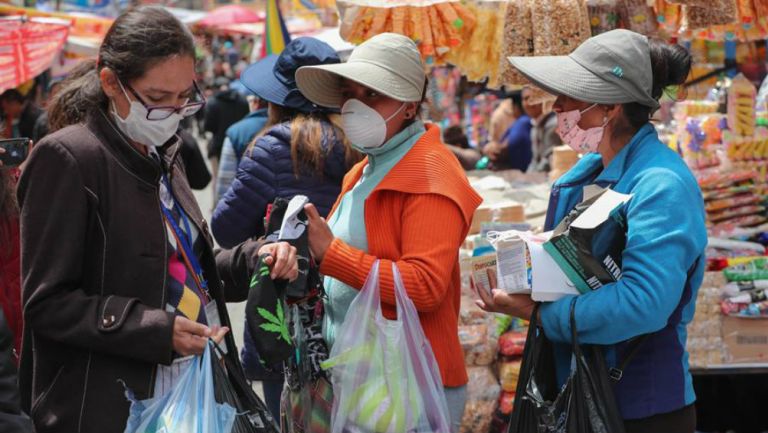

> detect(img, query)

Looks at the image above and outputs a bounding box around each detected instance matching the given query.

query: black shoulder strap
[608,256,701,382]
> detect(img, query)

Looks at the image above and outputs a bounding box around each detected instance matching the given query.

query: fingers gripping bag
[321,262,451,433]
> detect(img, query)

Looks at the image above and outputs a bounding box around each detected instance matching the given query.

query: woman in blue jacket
[210,37,360,419]
[478,30,707,433]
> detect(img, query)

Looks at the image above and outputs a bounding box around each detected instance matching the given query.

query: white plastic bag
[321,262,451,433]
[123,341,236,433]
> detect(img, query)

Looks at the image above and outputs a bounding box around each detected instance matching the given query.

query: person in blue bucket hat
[211,37,361,419]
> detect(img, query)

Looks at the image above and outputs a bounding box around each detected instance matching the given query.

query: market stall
[320,1,768,431]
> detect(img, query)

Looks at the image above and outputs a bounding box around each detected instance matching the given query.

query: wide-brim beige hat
[296,33,426,108]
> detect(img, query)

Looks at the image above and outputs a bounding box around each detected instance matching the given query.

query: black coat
[204,89,249,159]
[17,109,263,433]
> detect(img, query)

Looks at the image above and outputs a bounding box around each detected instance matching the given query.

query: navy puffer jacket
[211,120,350,249]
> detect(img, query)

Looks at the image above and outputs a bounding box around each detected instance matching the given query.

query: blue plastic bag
[124,341,236,433]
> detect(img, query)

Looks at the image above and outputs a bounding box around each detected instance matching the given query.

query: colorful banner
[260,0,291,58]
[0,17,69,93]
[0,4,113,38]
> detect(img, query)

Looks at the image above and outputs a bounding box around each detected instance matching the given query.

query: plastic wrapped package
[459,366,501,433]
[655,0,682,36]
[499,0,534,86]
[459,323,499,366]
[337,1,477,64]
[619,0,657,35]
[498,358,522,392]
[683,0,738,31]
[686,278,726,367]
[587,0,621,35]
[531,0,591,57]
[499,331,527,356]
[756,0,768,21]
[460,295,490,325]
[498,391,516,416]
[665,0,711,5]
[444,0,507,87]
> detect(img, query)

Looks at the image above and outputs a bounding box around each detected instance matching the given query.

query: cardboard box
[722,315,768,363]
[470,201,525,234]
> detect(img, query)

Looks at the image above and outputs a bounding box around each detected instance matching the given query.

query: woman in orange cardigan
[296,33,482,432]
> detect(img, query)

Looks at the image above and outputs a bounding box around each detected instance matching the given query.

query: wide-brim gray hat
[508,29,660,110]
[295,33,426,108]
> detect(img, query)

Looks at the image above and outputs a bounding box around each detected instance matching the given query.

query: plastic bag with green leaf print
[245,254,294,367]
[321,261,451,433]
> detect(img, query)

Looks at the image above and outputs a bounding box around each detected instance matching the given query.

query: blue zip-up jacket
[227,109,268,160]
[541,124,707,420]
[211,120,350,249]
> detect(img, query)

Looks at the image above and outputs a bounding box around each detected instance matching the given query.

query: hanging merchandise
[444,0,507,88]
[619,0,657,36]
[682,0,738,31]
[321,262,451,433]
[123,342,236,433]
[587,0,622,35]
[755,0,768,20]
[655,0,682,36]
[531,0,591,57]
[337,1,476,65]
[498,0,534,86]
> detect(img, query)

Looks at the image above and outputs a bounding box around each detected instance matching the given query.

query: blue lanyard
[159,174,208,292]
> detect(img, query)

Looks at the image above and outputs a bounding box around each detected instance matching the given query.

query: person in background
[215,94,268,204]
[525,85,561,173]
[296,33,482,433]
[211,37,359,418]
[1,89,43,140]
[177,127,211,190]
[204,76,250,204]
[483,91,532,171]
[443,125,481,170]
[17,7,297,432]
[488,95,517,148]
[0,310,32,433]
[480,30,705,433]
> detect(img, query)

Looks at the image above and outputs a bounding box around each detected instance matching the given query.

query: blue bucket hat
[241,37,340,114]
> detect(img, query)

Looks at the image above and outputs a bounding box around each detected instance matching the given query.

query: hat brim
[508,55,630,105]
[296,61,420,109]
[240,55,288,107]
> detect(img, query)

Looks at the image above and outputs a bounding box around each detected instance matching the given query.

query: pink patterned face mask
[556,103,608,154]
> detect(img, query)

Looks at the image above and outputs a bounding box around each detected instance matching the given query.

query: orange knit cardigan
[320,124,482,387]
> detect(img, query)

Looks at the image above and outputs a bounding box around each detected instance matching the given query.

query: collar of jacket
[339,123,482,227]
[554,123,657,188]
[87,109,183,185]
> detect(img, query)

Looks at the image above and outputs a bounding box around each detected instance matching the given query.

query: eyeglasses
[123,80,206,121]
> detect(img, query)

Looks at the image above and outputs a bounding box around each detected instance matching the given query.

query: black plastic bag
[509,300,625,433]
[211,342,281,433]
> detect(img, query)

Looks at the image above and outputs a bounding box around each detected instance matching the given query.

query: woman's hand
[258,242,299,281]
[172,316,229,356]
[304,203,335,263]
[476,269,538,320]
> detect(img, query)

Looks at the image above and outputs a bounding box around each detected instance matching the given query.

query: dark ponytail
[47,6,196,129]
[621,39,692,131]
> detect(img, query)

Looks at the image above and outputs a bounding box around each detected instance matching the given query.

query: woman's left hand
[476,269,538,320]
[304,203,334,263]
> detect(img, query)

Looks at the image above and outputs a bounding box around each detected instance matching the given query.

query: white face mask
[111,81,182,148]
[341,98,406,151]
